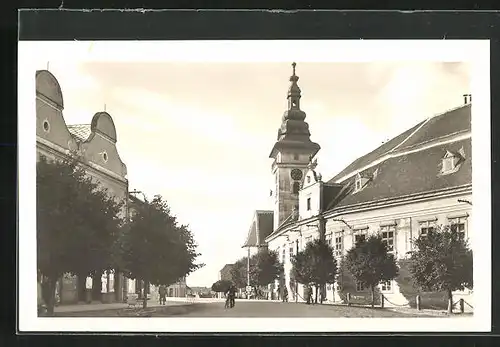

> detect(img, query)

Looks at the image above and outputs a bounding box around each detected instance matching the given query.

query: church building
[244,63,473,308]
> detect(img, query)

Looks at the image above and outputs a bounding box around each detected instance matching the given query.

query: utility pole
[246,246,250,287]
[295,239,299,302]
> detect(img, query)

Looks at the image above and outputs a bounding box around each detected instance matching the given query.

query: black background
[3,2,500,346]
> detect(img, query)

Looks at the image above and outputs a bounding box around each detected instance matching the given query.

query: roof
[328,120,426,183]
[67,124,92,142]
[220,264,234,273]
[328,104,471,184]
[331,138,471,210]
[242,210,274,247]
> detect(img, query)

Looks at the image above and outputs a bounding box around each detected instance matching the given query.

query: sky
[33,48,471,287]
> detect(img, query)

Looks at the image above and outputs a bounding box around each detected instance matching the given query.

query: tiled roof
[328,104,470,184]
[331,138,472,209]
[395,104,471,151]
[328,120,425,183]
[67,124,92,142]
[242,210,274,247]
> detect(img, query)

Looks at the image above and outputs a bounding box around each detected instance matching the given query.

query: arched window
[292,182,300,194]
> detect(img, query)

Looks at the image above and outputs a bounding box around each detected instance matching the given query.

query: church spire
[269,62,320,159]
[288,62,301,110]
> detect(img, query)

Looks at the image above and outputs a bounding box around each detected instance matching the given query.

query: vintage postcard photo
[18,40,491,332]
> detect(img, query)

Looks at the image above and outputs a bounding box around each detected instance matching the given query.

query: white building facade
[259,64,473,309]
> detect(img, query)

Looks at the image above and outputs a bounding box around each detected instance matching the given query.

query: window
[449,217,467,239]
[334,234,343,257]
[289,243,294,256]
[102,151,108,162]
[292,182,300,195]
[293,153,299,160]
[356,281,365,291]
[442,157,454,172]
[380,280,392,292]
[441,151,463,175]
[306,198,311,211]
[354,233,366,244]
[307,175,311,184]
[282,246,286,263]
[419,220,436,237]
[380,225,395,252]
[325,234,332,246]
[42,119,50,132]
[355,180,361,190]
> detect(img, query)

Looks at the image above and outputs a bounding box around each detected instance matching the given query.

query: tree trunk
[447,289,453,314]
[371,285,375,308]
[45,276,57,316]
[143,280,148,309]
[315,285,319,304]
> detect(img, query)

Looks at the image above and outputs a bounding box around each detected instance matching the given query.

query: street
[54,299,453,318]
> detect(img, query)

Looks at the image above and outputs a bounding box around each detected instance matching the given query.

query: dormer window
[353,173,366,193]
[441,149,464,175]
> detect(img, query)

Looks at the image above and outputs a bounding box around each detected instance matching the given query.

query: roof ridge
[387,117,432,154]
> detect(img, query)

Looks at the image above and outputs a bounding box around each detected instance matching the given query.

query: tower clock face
[290,169,303,181]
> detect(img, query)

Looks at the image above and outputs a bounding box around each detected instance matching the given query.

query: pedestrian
[306,285,313,305]
[37,270,46,316]
[158,285,167,305]
[282,287,288,302]
[224,284,236,308]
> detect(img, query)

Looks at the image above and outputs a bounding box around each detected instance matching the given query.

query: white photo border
[18,39,491,333]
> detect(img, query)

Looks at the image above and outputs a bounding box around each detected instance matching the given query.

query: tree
[291,238,337,304]
[248,248,283,293]
[408,225,473,314]
[119,195,204,308]
[37,155,124,315]
[344,235,399,307]
[230,257,249,289]
[211,279,232,293]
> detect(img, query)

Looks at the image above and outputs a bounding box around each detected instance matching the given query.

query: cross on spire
[46,61,50,71]
[104,103,107,112]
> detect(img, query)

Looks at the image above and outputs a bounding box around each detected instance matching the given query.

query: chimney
[463,93,472,105]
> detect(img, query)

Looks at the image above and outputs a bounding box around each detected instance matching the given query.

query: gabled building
[246,63,473,308]
[36,70,129,304]
[219,263,235,282]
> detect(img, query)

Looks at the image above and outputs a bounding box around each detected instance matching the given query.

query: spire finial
[46,61,50,71]
[292,62,296,76]
[104,103,107,112]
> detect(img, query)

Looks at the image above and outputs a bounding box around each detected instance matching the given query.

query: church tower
[269,62,321,230]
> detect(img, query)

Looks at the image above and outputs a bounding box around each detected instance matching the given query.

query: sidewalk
[54,299,190,313]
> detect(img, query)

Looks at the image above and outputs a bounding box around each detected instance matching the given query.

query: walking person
[282,287,288,303]
[158,285,167,305]
[306,284,313,305]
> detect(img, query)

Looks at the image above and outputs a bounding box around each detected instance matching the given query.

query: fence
[332,292,473,314]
